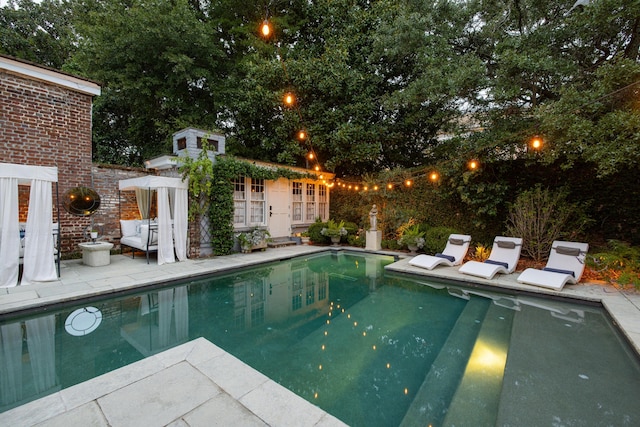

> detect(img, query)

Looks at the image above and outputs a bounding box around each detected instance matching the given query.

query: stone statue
[369,204,378,231]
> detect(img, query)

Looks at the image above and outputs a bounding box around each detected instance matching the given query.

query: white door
[267,178,291,238]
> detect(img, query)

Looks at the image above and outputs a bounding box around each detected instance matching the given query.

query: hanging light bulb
[298,130,307,141]
[430,171,439,182]
[373,185,379,191]
[387,183,393,190]
[308,152,314,160]
[530,135,543,150]
[468,159,479,170]
[405,179,412,187]
[261,20,271,38]
[314,165,320,171]
[283,92,295,106]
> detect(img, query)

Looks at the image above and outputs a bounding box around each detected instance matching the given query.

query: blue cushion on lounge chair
[484,259,509,269]
[435,253,456,262]
[543,267,575,277]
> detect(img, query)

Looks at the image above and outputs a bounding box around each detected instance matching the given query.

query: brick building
[1,54,101,254]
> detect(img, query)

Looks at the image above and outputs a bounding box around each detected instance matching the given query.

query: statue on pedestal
[369,204,378,231]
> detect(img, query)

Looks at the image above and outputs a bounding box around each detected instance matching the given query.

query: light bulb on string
[283,92,295,107]
[308,152,314,160]
[260,20,271,38]
[405,179,412,187]
[387,183,393,190]
[298,130,307,141]
[530,135,543,150]
[468,159,479,171]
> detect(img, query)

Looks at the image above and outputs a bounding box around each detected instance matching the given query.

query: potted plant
[398,225,425,254]
[300,231,311,245]
[236,228,271,253]
[321,219,347,245]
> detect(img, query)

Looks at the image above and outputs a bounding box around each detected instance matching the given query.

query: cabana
[0,162,60,287]
[118,175,188,265]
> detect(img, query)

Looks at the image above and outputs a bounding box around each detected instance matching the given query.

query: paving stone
[182,392,268,427]
[34,401,108,427]
[99,362,221,427]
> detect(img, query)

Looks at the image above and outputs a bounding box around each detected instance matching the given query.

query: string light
[530,135,543,150]
[260,20,271,38]
[283,92,295,107]
[468,159,479,170]
[429,171,439,182]
[298,130,307,141]
[404,179,412,187]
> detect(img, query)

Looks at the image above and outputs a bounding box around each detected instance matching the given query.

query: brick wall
[1,69,95,254]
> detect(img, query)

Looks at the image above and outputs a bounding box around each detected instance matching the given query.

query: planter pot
[301,237,310,245]
[90,232,98,239]
[330,236,341,245]
[242,240,267,253]
[407,244,418,254]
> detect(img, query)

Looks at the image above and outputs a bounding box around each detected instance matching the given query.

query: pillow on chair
[120,220,138,237]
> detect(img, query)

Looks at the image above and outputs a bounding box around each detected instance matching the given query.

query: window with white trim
[306,183,316,221]
[292,181,303,222]
[250,178,265,224]
[318,184,328,221]
[233,177,266,226]
[233,178,246,225]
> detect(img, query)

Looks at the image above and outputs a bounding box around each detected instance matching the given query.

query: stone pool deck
[1,245,639,426]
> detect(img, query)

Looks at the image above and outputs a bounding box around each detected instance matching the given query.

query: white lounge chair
[408,234,471,270]
[516,241,589,291]
[458,236,523,279]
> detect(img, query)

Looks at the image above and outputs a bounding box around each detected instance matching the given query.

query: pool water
[1,251,639,426]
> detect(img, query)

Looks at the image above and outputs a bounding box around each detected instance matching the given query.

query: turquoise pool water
[1,251,639,426]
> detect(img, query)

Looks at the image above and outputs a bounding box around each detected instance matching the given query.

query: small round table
[78,242,114,267]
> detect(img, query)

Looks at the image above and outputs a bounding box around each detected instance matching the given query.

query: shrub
[423,226,459,254]
[347,234,365,247]
[506,186,592,262]
[308,220,329,244]
[587,240,640,289]
[382,239,400,250]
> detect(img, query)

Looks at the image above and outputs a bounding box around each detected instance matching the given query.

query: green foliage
[397,225,425,250]
[423,227,459,255]
[382,239,400,251]
[506,186,592,262]
[347,233,365,248]
[321,219,347,239]
[308,220,329,244]
[587,240,640,289]
[179,141,214,220]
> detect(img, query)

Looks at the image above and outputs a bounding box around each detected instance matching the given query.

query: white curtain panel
[0,177,20,288]
[25,315,57,394]
[157,187,175,265]
[0,322,24,406]
[21,179,56,285]
[134,188,154,219]
[173,187,188,261]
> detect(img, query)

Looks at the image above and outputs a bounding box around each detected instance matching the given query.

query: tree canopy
[2,0,639,241]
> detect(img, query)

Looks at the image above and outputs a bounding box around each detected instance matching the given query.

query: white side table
[79,242,114,267]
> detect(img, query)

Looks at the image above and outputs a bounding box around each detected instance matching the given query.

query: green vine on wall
[181,144,313,255]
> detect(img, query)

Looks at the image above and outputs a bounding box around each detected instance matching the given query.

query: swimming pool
[1,251,639,425]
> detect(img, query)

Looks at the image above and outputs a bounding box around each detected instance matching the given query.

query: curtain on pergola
[0,162,58,287]
[118,175,189,265]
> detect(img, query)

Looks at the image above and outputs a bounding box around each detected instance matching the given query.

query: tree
[70,0,232,165]
[0,0,76,68]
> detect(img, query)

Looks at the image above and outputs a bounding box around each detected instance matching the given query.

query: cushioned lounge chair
[516,241,589,291]
[408,234,471,270]
[458,236,523,280]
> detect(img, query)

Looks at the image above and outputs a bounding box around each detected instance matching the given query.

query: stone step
[440,301,515,426]
[400,296,491,427]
